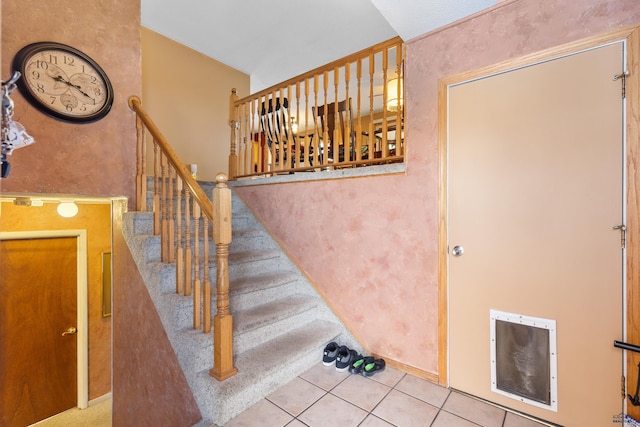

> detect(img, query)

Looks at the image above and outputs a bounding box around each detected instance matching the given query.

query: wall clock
[12,42,114,123]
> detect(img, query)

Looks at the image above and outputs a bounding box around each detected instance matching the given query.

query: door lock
[61,327,77,336]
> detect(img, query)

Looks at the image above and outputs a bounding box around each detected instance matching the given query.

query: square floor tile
[359,414,395,427]
[331,373,391,412]
[432,410,480,427]
[504,411,549,427]
[299,363,349,391]
[395,374,450,408]
[284,420,308,427]
[224,399,293,427]
[372,389,439,427]
[267,377,326,416]
[368,365,405,388]
[298,393,368,427]
[442,392,505,427]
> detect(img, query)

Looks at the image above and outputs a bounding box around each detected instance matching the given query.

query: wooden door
[447,42,624,426]
[0,237,78,426]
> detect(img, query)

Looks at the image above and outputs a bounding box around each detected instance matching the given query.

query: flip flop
[361,356,385,377]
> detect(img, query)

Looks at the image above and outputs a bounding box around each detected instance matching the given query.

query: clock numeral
[31,70,41,80]
[48,54,58,65]
[36,83,46,93]
[49,96,56,105]
[36,60,49,70]
[64,55,75,66]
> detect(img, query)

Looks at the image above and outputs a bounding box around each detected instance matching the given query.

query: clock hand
[52,75,95,102]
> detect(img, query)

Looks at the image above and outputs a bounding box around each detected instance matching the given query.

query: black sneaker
[322,342,339,366]
[336,346,359,372]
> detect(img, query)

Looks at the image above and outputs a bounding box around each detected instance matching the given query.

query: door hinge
[613,224,626,249]
[613,72,629,98]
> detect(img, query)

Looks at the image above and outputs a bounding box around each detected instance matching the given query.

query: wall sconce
[57,201,79,218]
[386,77,403,112]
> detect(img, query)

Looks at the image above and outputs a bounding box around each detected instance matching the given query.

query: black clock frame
[12,41,114,123]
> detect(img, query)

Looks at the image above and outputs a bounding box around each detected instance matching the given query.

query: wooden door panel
[0,237,77,426]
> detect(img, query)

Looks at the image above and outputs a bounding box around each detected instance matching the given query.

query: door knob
[61,327,77,336]
[452,246,464,257]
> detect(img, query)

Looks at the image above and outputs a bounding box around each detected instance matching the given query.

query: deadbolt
[452,246,464,257]
[61,327,77,336]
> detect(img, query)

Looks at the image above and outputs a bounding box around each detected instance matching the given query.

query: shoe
[336,346,359,372]
[361,356,385,377]
[348,355,366,374]
[322,342,339,366]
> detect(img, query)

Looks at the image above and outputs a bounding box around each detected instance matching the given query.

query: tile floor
[224,362,550,427]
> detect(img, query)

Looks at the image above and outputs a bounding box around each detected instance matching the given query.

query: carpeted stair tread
[230,271,298,295]
[233,294,318,336]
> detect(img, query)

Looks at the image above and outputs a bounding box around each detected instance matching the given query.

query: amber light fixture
[386,77,403,112]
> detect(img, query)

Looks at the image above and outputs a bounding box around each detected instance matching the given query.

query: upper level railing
[228,37,404,179]
[129,96,237,381]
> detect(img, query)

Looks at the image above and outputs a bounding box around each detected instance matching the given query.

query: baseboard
[89,392,112,406]
[370,353,439,384]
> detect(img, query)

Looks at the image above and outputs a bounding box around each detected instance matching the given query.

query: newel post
[228,88,239,181]
[209,173,238,381]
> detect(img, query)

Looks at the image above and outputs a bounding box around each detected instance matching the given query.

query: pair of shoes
[349,355,385,377]
[322,342,361,372]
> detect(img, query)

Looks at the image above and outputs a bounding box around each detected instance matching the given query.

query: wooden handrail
[128,96,236,381]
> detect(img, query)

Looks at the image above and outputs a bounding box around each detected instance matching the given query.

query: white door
[448,42,625,426]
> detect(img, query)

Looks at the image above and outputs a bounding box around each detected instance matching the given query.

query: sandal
[348,355,366,374]
[361,356,385,377]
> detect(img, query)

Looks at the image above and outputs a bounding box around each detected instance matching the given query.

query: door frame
[0,229,89,409]
[437,25,640,414]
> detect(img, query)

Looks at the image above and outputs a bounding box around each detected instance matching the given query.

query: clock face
[13,42,114,123]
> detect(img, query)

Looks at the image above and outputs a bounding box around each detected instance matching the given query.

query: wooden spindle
[175,177,184,294]
[203,216,211,333]
[368,53,375,158]
[134,112,146,211]
[322,71,329,166]
[210,173,237,381]
[228,88,239,180]
[168,166,175,263]
[344,63,352,163]
[395,43,403,156]
[153,142,161,235]
[184,190,192,296]
[193,202,201,330]
[382,48,389,157]
[161,154,169,262]
[356,58,363,161]
[333,67,340,163]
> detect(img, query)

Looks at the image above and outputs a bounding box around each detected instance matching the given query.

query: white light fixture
[386,77,403,112]
[57,201,79,218]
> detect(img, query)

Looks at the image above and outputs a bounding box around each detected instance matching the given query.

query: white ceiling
[141,0,496,93]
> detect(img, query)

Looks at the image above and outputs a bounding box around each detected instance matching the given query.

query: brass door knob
[61,327,77,336]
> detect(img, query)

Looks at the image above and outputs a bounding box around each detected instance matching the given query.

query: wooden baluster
[175,177,184,294]
[268,92,278,172]
[161,153,169,262]
[210,173,238,381]
[135,113,147,211]
[228,88,239,180]
[193,202,201,330]
[278,87,286,170]
[167,166,175,263]
[203,215,211,333]
[333,67,340,164]
[243,102,250,175]
[395,43,403,156]
[344,63,352,164]
[368,53,375,159]
[382,49,389,158]
[356,58,363,161]
[304,78,311,168]
[313,74,320,167]
[295,81,301,168]
[184,190,192,296]
[153,142,161,235]
[322,71,329,166]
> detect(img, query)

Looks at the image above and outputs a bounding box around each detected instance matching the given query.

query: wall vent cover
[490,309,557,412]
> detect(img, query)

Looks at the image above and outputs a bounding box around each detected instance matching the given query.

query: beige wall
[0,200,113,399]
[235,0,640,378]
[141,28,250,181]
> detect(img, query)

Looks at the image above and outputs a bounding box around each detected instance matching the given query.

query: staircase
[122,179,363,426]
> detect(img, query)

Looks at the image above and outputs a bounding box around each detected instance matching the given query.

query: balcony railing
[228,37,404,179]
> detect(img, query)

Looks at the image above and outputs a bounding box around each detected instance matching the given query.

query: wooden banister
[128,96,236,381]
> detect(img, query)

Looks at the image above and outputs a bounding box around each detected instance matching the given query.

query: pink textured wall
[236,0,640,376]
[1,1,139,208]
